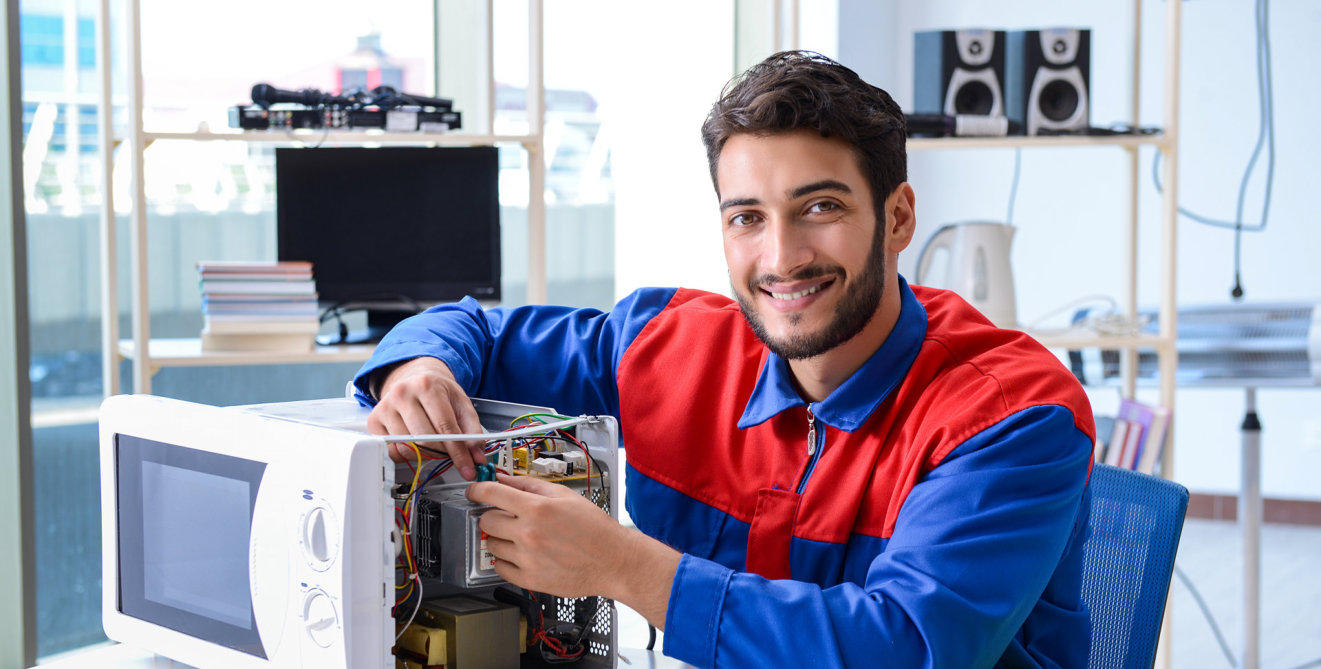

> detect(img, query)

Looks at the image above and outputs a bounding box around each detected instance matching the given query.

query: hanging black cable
[1152,0,1274,301]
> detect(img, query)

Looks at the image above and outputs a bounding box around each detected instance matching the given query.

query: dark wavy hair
[700,51,907,220]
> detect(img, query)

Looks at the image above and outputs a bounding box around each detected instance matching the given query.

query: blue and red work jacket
[354,277,1096,669]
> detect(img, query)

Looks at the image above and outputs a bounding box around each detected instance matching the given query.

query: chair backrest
[1080,463,1190,669]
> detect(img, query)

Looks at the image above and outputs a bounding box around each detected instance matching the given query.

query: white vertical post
[1159,0,1181,436]
[526,0,546,304]
[1121,0,1143,401]
[97,0,119,396]
[125,0,151,393]
[1155,0,1181,665]
[1241,387,1261,669]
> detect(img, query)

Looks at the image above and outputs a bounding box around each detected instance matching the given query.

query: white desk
[34,643,696,668]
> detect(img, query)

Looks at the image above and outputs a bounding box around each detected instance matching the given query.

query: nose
[761,217,813,279]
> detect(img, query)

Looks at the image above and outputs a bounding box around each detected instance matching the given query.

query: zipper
[795,405,824,494]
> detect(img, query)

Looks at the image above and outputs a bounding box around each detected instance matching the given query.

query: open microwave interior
[100,394,620,669]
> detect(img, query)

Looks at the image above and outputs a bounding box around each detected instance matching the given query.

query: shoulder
[617,287,758,358]
[619,287,743,327]
[909,285,1094,440]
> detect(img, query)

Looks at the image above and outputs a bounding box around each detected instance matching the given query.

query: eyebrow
[789,179,852,200]
[718,179,853,212]
[719,197,759,212]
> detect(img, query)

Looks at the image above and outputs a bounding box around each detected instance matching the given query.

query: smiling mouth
[764,278,834,301]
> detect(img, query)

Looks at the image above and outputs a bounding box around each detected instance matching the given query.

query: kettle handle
[915,223,959,285]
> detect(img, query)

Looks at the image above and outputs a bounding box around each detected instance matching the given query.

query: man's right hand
[366,357,487,480]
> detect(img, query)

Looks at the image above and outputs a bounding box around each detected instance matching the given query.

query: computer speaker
[1005,28,1091,135]
[914,29,1006,118]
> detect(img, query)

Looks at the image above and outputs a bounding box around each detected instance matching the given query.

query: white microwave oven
[99,394,621,668]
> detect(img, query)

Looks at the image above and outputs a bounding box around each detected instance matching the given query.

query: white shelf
[142,130,539,146]
[1025,330,1175,352]
[907,133,1171,151]
[102,0,549,395]
[117,338,376,368]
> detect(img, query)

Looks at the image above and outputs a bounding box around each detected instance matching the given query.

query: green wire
[510,412,570,427]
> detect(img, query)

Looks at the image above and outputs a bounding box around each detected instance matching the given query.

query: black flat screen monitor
[276,146,500,343]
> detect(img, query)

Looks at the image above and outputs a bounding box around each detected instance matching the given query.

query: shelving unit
[906,2,1183,666]
[908,0,1182,475]
[97,0,548,396]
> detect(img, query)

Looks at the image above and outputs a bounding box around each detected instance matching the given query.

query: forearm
[602,529,681,630]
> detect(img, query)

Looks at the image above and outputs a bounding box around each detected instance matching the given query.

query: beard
[734,225,886,361]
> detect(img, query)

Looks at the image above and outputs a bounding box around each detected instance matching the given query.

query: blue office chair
[1081,463,1190,669]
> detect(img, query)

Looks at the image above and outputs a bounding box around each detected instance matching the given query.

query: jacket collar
[737,275,927,432]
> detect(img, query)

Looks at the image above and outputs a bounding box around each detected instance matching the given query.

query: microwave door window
[140,460,252,627]
[116,434,268,658]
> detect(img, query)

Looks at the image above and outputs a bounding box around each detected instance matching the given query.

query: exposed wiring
[1152,0,1274,300]
[388,416,612,659]
[511,413,595,496]
[394,442,426,642]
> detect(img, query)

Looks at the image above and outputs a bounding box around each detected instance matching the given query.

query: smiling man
[354,51,1096,669]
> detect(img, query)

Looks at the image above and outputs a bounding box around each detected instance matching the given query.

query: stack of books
[1093,397,1173,475]
[197,261,320,353]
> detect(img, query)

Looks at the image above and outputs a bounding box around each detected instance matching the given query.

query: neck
[788,273,903,402]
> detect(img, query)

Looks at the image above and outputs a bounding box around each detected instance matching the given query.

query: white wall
[835,0,1321,500]
[609,3,737,298]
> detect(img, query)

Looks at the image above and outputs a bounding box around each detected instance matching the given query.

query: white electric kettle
[914,221,1018,328]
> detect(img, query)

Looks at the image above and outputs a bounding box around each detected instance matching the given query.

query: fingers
[364,357,487,477]
[466,480,527,510]
[417,391,484,479]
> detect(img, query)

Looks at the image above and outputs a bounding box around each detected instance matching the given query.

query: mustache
[749,264,846,290]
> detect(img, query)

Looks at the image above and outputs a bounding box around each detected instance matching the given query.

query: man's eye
[808,201,839,214]
[729,213,759,227]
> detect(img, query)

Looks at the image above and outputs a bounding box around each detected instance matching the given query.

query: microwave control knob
[302,506,338,569]
[302,590,338,648]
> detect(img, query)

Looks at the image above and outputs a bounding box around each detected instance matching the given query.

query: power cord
[318,293,424,344]
[1152,0,1274,301]
[1023,295,1152,338]
[1174,561,1321,669]
[1173,564,1238,667]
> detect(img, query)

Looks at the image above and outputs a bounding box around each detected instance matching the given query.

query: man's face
[717,130,887,360]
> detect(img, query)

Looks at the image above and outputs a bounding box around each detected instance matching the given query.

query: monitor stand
[319,307,419,346]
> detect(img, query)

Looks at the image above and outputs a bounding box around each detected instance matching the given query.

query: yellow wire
[395,442,423,591]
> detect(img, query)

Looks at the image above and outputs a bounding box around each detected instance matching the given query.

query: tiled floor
[618,518,1321,667]
[1170,518,1321,669]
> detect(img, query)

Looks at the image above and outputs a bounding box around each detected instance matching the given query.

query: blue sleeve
[662,405,1093,669]
[351,288,678,417]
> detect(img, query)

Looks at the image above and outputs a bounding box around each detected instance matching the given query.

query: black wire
[316,293,426,344]
[1151,0,1274,301]
[647,624,657,651]
[1173,564,1239,667]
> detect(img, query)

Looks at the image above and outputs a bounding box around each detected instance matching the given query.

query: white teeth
[769,284,824,300]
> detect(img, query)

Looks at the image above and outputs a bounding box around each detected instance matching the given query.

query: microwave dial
[301,589,339,648]
[300,504,340,570]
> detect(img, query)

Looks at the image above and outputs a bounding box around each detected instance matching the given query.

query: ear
[885,183,917,253]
